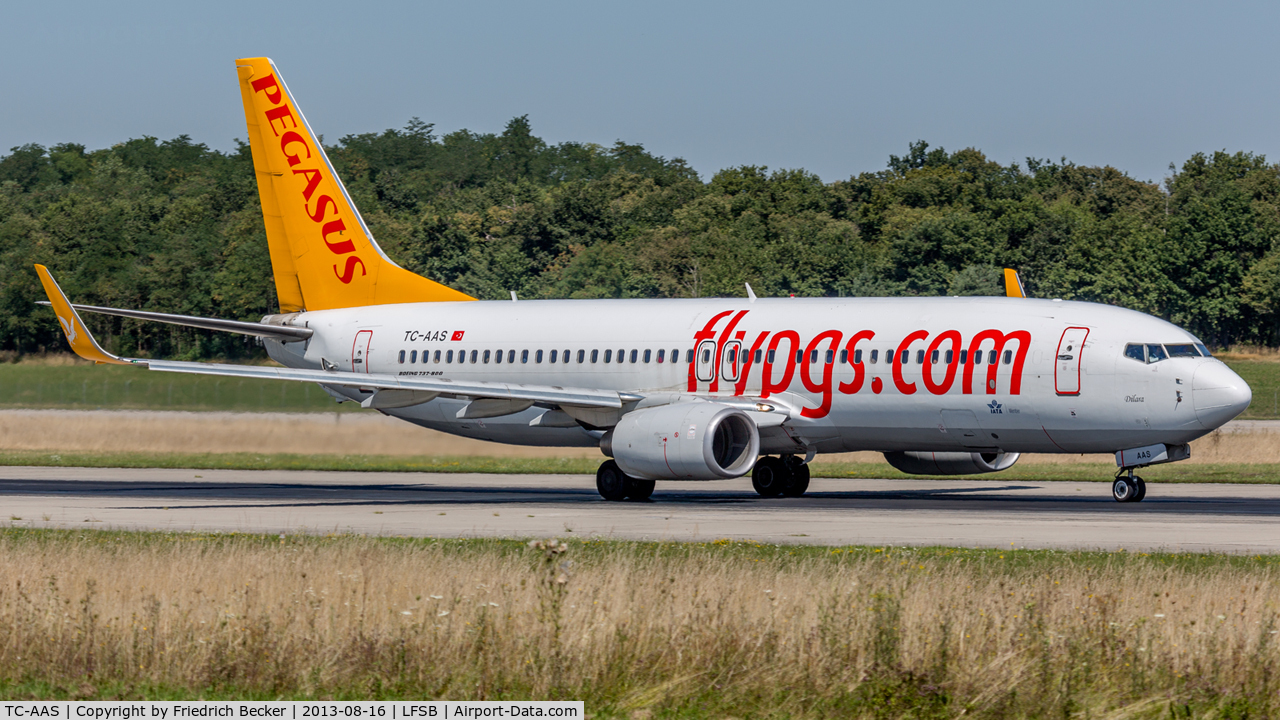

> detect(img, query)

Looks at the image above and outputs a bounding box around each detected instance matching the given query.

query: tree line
[1,116,1278,359]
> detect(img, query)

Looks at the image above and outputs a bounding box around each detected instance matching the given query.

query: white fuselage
[264,296,1252,459]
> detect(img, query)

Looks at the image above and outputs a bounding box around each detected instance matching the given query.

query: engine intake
[884,451,1020,475]
[602,402,760,480]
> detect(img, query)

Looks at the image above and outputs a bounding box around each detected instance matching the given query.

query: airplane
[34,57,1253,504]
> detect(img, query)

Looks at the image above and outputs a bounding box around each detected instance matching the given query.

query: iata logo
[988,400,1003,414]
[249,73,366,285]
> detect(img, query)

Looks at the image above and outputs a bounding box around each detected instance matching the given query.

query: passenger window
[960,349,967,364]
[521,349,529,364]
[619,349,626,364]
[795,350,804,364]
[825,349,834,364]
[630,349,638,363]
[869,349,878,364]
[604,349,612,363]
[854,349,863,364]
[702,348,712,363]
[563,349,571,364]
[688,349,694,364]
[808,350,818,364]
[915,349,924,365]
[671,349,679,363]
[657,349,665,363]
[1146,344,1168,363]
[577,349,585,363]
[591,349,599,363]
[536,350,543,363]
[945,350,953,364]
[931,350,939,364]
[550,350,558,363]
[483,350,490,364]
[446,350,454,363]
[494,349,502,364]
[840,349,848,364]
[508,350,515,364]
[398,350,406,364]
[1166,344,1198,358]
[644,349,652,363]
[973,350,983,365]
[886,350,893,365]
[1003,350,1012,365]
[411,350,418,363]
[434,350,441,363]
[470,350,478,363]
[904,350,912,365]
[987,350,997,365]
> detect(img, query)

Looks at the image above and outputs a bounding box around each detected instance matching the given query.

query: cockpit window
[1165,344,1199,358]
[1123,344,1145,363]
[1195,343,1212,357]
[1145,344,1168,363]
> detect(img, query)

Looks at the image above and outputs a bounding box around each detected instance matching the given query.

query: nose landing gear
[751,455,811,497]
[1112,470,1147,503]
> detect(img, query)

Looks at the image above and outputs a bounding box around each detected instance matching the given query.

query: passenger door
[1055,327,1089,395]
[351,329,373,374]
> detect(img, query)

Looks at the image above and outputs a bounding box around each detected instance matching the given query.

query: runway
[3,466,1280,553]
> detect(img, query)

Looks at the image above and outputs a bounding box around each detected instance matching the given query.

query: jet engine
[884,451,1020,475]
[601,402,760,480]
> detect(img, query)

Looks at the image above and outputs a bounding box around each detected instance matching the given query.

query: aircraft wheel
[781,460,811,497]
[1112,477,1137,503]
[1132,476,1146,502]
[596,460,630,501]
[752,456,787,497]
[624,476,656,501]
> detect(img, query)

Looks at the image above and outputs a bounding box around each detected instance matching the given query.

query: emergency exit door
[352,330,373,374]
[1055,327,1089,395]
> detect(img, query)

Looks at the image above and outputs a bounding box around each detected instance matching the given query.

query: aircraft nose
[1192,361,1252,429]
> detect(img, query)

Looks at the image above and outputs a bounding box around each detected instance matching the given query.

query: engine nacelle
[884,451,1020,475]
[602,402,760,480]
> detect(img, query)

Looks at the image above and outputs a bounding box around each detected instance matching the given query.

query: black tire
[752,456,787,497]
[625,476,656,501]
[596,460,629,501]
[1112,477,1136,503]
[781,461,811,497]
[1132,476,1146,502]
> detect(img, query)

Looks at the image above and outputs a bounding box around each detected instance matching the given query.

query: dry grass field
[0,531,1277,717]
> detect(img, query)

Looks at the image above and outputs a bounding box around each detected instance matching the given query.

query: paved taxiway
[3,466,1279,553]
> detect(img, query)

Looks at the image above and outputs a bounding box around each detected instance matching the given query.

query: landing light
[755,403,775,413]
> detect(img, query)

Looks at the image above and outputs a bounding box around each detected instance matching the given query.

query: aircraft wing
[34,264,626,411]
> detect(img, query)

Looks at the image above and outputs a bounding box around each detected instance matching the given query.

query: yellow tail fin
[235,57,475,311]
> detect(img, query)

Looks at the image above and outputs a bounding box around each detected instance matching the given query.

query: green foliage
[3,124,1280,357]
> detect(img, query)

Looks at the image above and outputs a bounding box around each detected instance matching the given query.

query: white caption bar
[0,703,583,720]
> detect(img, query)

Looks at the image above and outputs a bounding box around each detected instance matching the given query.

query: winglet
[1003,268,1027,298]
[33,265,129,365]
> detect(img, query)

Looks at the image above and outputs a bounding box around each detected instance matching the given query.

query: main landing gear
[752,455,811,498]
[1112,469,1147,503]
[596,460,655,502]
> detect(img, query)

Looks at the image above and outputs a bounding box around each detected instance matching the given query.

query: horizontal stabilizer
[36,302,312,341]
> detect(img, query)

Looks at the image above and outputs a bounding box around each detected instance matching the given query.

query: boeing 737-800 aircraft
[35,57,1253,503]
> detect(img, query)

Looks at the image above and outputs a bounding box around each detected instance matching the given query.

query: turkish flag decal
[451,331,465,341]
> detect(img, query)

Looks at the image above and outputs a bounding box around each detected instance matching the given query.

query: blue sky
[4,0,1278,183]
